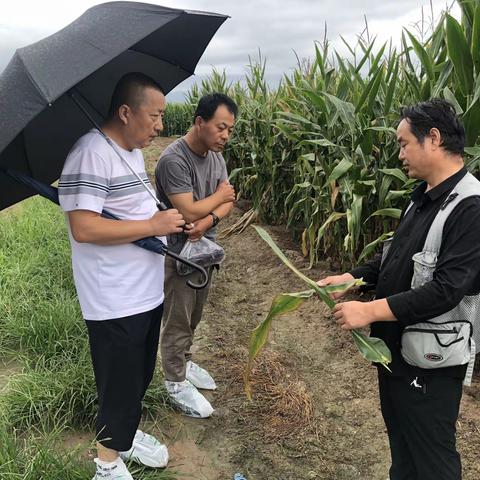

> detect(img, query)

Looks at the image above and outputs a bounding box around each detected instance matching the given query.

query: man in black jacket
[318,99,480,480]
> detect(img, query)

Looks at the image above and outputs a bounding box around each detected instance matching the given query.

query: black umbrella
[0,1,227,209]
[0,1,227,288]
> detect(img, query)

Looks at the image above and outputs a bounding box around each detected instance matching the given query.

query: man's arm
[168,180,235,223]
[186,201,234,242]
[68,209,185,245]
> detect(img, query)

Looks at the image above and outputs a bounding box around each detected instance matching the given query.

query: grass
[0,422,93,479]
[0,197,176,478]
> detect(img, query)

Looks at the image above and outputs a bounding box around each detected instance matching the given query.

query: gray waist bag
[399,172,480,386]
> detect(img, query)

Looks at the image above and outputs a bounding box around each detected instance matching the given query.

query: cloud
[0,0,459,98]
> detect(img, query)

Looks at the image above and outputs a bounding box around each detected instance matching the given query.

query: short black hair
[107,72,164,120]
[400,98,465,155]
[193,93,238,124]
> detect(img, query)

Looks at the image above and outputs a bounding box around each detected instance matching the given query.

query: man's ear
[194,115,204,128]
[428,127,442,149]
[118,104,130,125]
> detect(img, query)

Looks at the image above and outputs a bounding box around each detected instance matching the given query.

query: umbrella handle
[164,249,209,290]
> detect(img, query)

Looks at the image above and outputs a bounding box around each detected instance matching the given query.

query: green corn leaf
[228,167,253,182]
[471,5,480,75]
[364,126,397,134]
[245,279,364,399]
[401,30,415,72]
[328,159,353,182]
[245,280,362,400]
[244,290,314,399]
[458,0,475,29]
[314,41,327,80]
[367,68,384,115]
[464,146,480,157]
[432,61,454,98]
[300,139,338,148]
[446,14,474,97]
[357,231,394,264]
[405,29,435,80]
[323,93,356,129]
[462,98,480,146]
[368,208,402,220]
[315,212,347,251]
[378,168,408,184]
[442,86,464,113]
[248,291,314,367]
[351,330,392,371]
[355,67,383,114]
[355,39,376,74]
[386,190,410,203]
[368,42,387,76]
[404,70,421,98]
[246,226,393,399]
[349,194,363,252]
[253,226,353,308]
[384,59,399,115]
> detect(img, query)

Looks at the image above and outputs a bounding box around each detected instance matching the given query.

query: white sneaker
[165,379,214,418]
[119,430,168,468]
[186,361,217,390]
[92,457,133,480]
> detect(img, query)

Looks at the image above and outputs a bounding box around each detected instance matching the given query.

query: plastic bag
[176,236,225,276]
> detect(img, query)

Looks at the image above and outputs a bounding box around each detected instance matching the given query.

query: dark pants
[378,373,463,480]
[86,303,163,451]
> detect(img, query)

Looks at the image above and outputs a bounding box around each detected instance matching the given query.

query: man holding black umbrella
[59,73,185,480]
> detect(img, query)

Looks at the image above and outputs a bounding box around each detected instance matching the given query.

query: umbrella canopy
[0,1,228,210]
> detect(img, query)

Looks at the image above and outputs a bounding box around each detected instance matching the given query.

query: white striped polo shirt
[59,130,165,320]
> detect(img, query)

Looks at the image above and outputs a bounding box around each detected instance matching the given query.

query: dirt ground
[144,138,480,480]
[1,136,479,479]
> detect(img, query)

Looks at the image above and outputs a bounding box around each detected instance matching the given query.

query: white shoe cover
[92,457,133,480]
[165,379,214,418]
[119,430,169,468]
[186,361,217,390]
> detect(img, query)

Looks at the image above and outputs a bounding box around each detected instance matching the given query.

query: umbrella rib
[16,51,50,103]
[70,87,106,123]
[128,48,195,77]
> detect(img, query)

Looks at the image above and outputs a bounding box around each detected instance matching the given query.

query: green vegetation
[244,226,391,399]
[3,1,480,475]
[166,2,480,266]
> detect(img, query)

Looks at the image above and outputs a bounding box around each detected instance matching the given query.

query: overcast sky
[0,0,459,101]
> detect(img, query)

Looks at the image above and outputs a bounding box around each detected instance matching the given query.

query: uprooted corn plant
[243,227,392,399]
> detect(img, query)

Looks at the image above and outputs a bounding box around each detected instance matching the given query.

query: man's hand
[149,209,185,236]
[317,272,355,299]
[215,180,236,204]
[333,298,396,330]
[186,216,212,242]
[332,301,374,330]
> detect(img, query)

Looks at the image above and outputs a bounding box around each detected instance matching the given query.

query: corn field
[165,1,480,267]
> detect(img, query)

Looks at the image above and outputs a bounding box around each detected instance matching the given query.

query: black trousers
[378,373,463,480]
[85,303,163,451]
